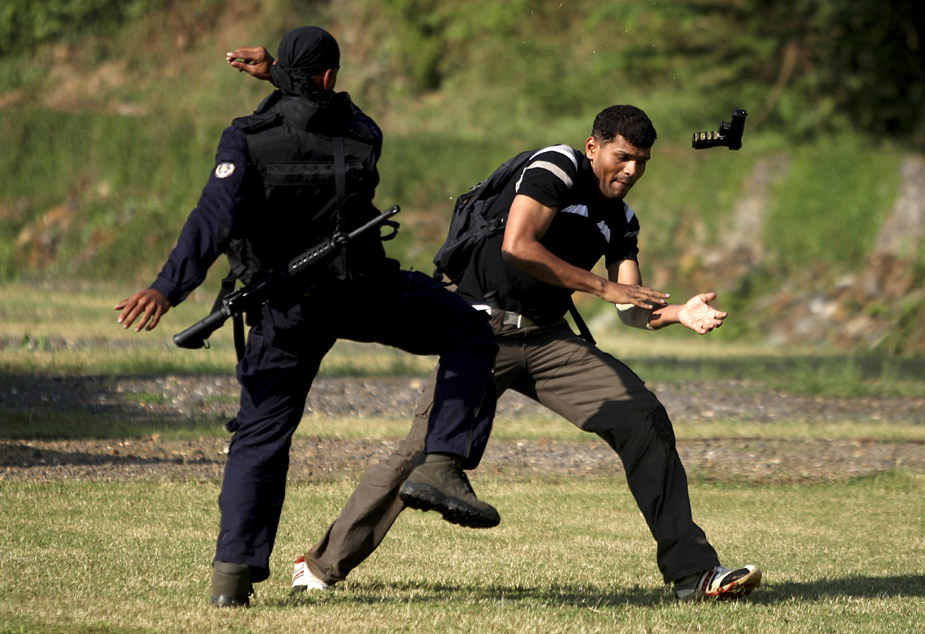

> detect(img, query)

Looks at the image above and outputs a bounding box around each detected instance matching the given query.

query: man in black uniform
[115,26,502,607]
[287,105,763,601]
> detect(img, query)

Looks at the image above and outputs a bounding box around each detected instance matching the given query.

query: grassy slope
[1,0,922,352]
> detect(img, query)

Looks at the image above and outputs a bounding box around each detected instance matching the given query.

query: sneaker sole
[290,585,329,593]
[709,566,762,601]
[399,481,500,528]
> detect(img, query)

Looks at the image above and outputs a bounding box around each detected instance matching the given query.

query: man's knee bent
[582,399,676,451]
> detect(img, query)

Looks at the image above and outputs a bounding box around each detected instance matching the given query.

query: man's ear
[322,68,338,91]
[585,136,598,159]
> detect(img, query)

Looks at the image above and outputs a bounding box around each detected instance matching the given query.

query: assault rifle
[173,205,400,350]
[692,109,748,150]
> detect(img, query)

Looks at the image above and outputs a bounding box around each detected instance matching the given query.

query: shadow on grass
[277,574,925,608]
[755,574,925,602]
[0,441,223,469]
[0,371,233,439]
[281,580,668,608]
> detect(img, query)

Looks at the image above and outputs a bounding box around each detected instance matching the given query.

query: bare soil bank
[2,376,922,484]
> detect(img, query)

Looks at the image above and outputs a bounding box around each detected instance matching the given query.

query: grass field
[1,474,923,633]
[2,282,924,632]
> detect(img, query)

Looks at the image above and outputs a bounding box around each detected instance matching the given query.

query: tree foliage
[0,0,168,55]
[362,0,925,145]
[630,0,925,143]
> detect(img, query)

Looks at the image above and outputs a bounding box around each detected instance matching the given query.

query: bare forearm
[648,303,682,330]
[503,247,667,309]
[502,246,606,296]
[502,195,668,309]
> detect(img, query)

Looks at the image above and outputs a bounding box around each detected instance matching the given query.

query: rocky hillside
[681,156,925,353]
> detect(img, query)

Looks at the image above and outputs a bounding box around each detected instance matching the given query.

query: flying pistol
[692,109,748,150]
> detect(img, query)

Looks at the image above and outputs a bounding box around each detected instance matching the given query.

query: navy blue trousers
[213,269,497,581]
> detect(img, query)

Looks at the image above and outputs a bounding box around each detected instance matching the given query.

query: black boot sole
[210,594,250,608]
[398,481,500,528]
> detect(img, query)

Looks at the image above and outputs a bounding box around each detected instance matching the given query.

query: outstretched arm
[608,261,726,334]
[226,46,274,81]
[502,195,669,309]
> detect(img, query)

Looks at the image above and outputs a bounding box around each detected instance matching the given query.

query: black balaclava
[270,26,340,98]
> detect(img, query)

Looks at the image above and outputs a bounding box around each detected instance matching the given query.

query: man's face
[585,134,651,200]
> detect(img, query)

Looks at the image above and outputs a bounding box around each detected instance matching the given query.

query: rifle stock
[172,205,400,350]
[172,304,232,350]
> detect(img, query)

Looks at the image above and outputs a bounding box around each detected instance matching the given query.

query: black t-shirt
[454,145,640,324]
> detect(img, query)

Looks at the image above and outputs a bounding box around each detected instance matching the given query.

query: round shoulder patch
[214,162,236,179]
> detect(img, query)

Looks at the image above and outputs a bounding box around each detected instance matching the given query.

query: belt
[500,311,536,328]
[473,305,537,329]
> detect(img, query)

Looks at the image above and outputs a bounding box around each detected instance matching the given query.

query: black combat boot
[398,453,500,528]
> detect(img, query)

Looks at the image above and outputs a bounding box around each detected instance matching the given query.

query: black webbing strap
[333,136,346,232]
[209,272,236,315]
[568,298,596,345]
[211,270,248,362]
[232,313,246,362]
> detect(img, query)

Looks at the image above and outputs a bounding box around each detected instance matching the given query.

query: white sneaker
[291,556,330,592]
[675,565,762,601]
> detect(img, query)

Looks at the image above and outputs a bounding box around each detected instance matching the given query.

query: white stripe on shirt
[515,145,578,191]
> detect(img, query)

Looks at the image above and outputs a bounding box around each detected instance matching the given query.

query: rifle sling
[232,313,246,362]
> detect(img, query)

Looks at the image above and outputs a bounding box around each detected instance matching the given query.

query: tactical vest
[228,90,384,285]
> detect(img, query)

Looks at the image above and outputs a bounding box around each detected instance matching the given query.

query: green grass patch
[2,281,923,397]
[0,473,921,633]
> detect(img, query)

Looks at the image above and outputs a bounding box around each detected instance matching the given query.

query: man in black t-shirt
[455,142,647,323]
[290,105,762,602]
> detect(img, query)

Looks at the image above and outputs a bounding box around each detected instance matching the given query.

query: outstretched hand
[677,292,727,334]
[226,46,274,81]
[114,289,171,332]
[602,282,669,310]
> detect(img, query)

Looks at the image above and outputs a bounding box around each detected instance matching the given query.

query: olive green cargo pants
[305,317,720,585]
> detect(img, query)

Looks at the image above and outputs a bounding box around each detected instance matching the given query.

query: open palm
[677,292,727,334]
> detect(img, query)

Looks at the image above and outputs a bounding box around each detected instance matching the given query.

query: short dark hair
[592,105,657,148]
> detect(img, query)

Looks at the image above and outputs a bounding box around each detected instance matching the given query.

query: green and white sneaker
[675,565,762,601]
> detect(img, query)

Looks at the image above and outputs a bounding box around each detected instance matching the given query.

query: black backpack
[432,147,595,343]
[431,149,535,285]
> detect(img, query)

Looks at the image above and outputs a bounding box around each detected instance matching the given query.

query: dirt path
[2,376,922,484]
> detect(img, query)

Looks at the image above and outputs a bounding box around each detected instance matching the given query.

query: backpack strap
[567,298,596,345]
